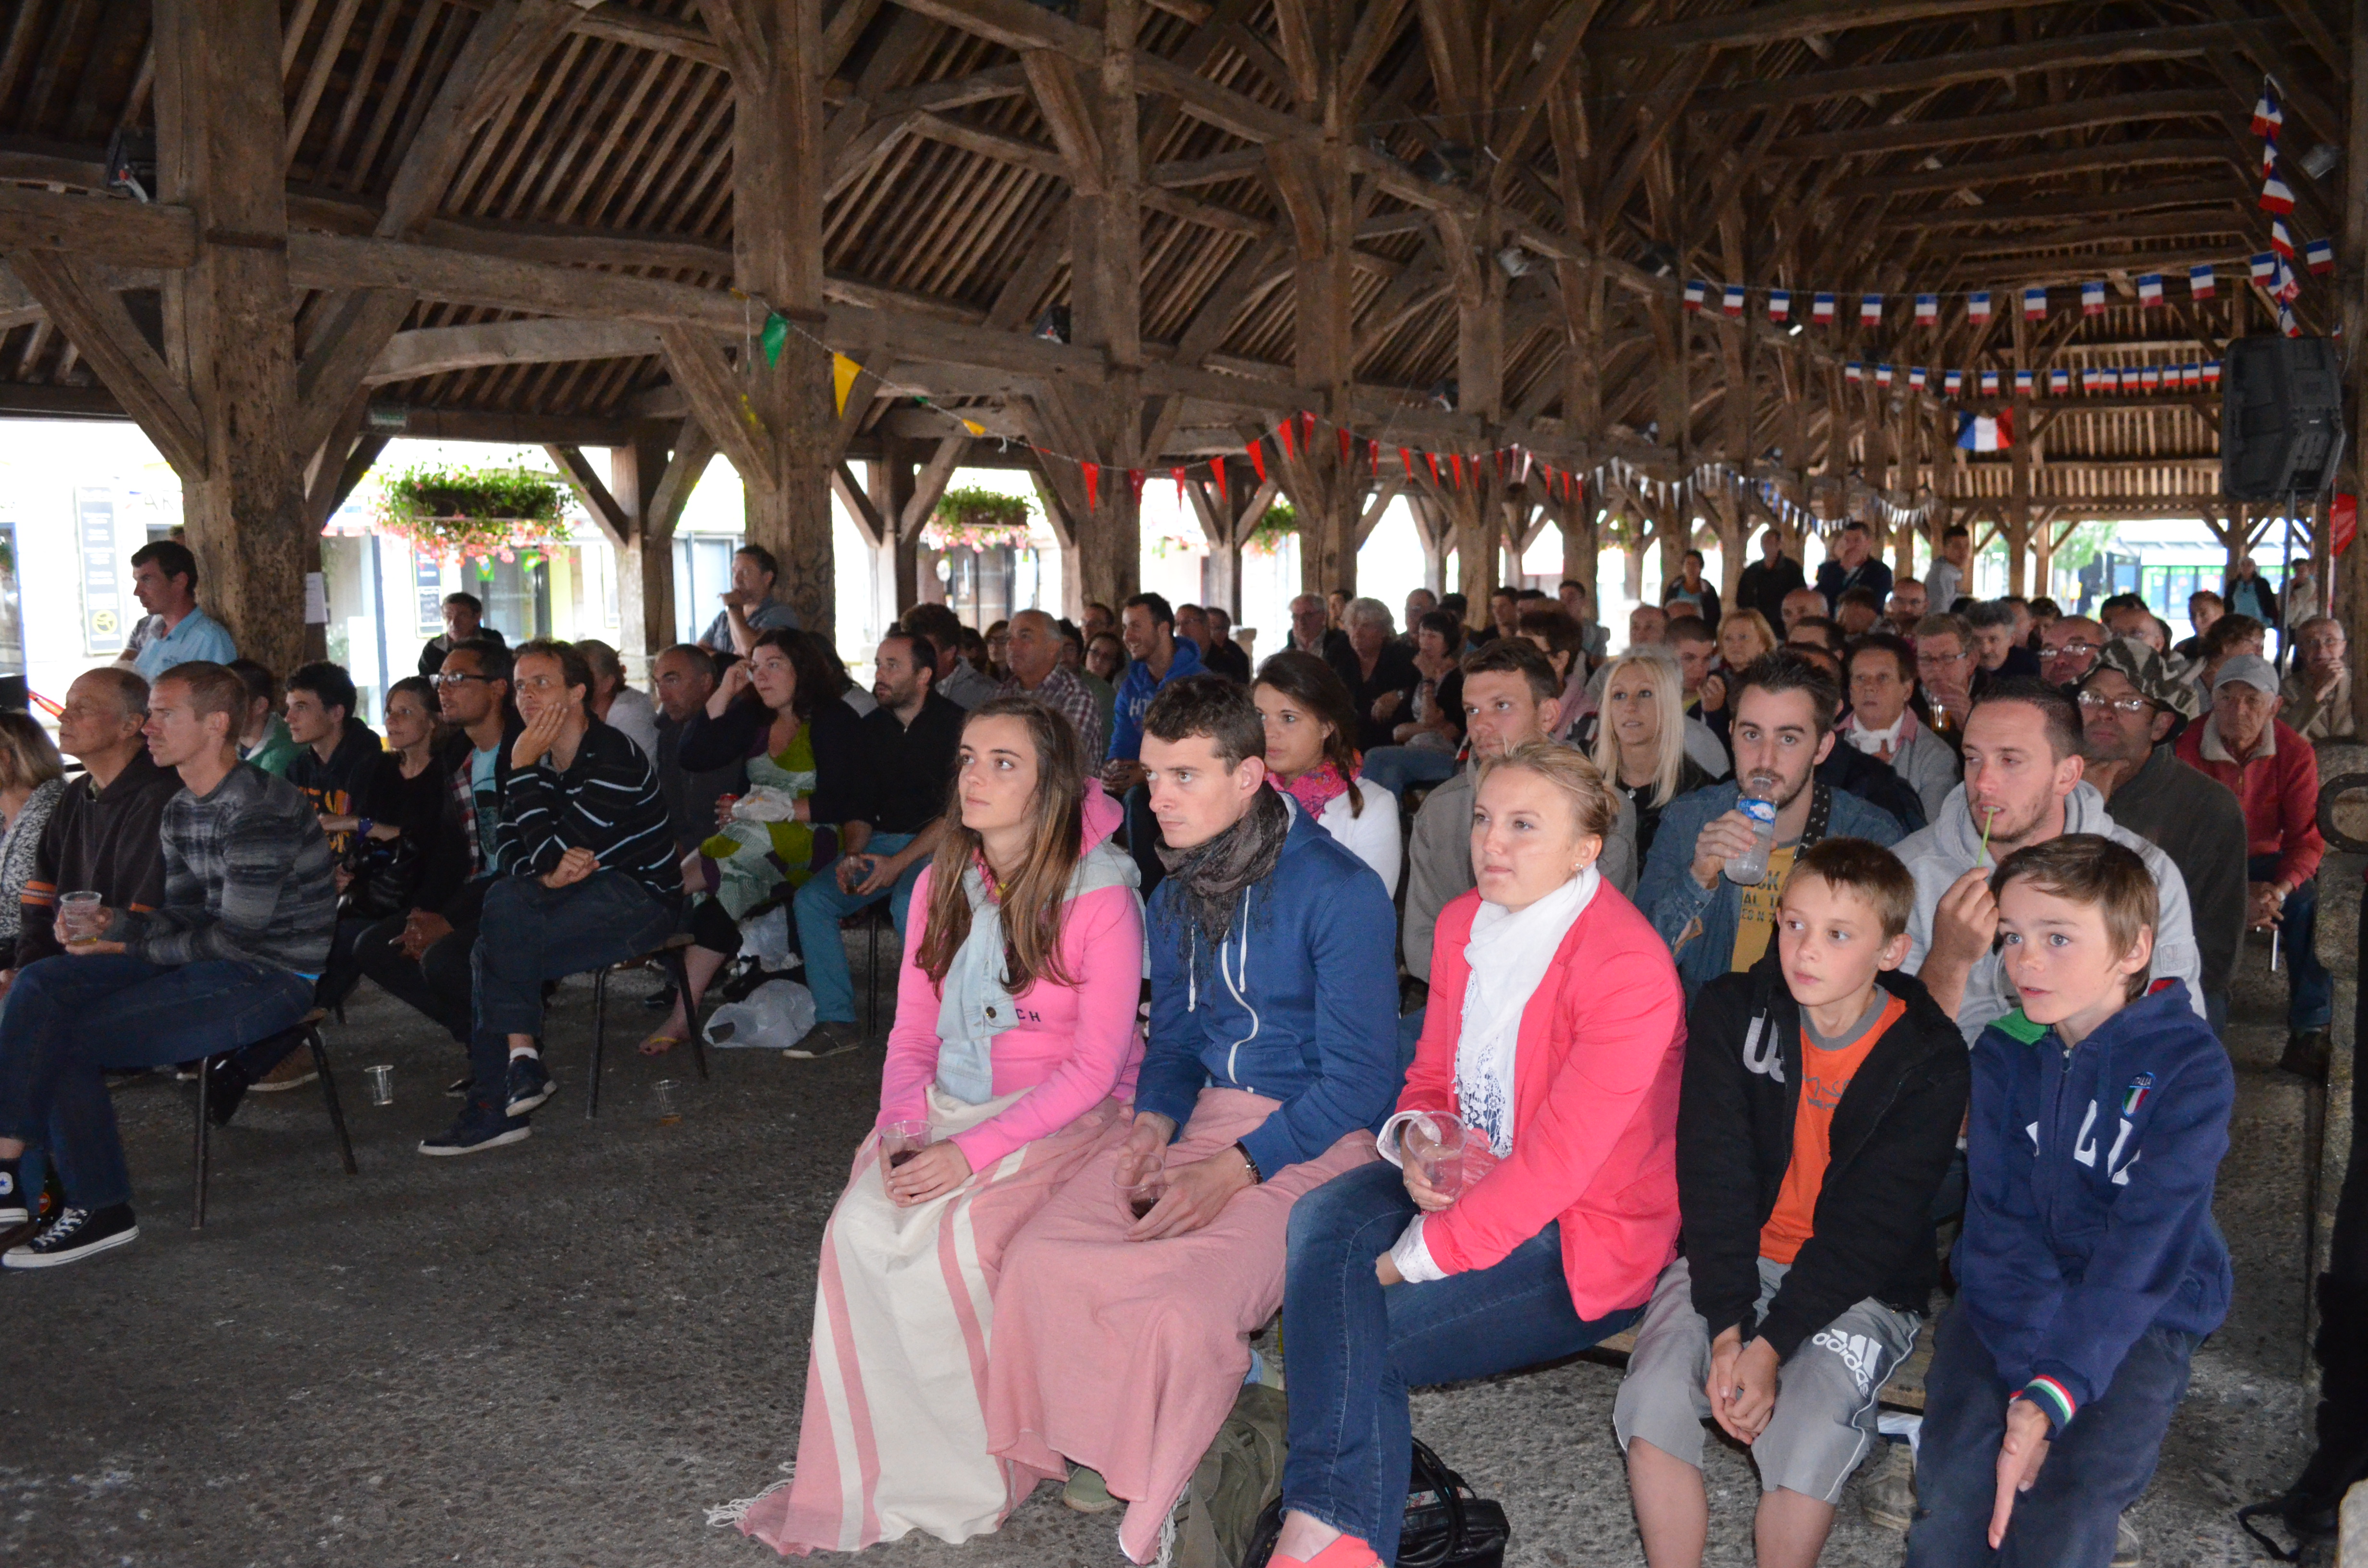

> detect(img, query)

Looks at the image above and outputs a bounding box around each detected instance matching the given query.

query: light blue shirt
[133,606,237,680]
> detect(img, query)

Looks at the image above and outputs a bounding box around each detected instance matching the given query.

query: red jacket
[2174,715,2324,889]
[1404,883,1688,1319]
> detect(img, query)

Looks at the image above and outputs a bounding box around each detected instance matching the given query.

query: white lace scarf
[1454,866,1597,1156]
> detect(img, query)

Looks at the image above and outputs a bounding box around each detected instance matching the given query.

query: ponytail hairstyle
[914,697,1091,994]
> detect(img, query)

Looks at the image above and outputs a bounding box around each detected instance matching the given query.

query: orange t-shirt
[1759,992,1906,1264]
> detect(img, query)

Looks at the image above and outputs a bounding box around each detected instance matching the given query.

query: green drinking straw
[1979,805,2000,864]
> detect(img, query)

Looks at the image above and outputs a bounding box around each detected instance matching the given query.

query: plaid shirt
[997,665,1106,761]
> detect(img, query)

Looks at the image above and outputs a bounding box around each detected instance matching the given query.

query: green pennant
[759,312,788,367]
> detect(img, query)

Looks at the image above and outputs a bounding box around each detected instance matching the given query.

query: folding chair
[191,1009,356,1230]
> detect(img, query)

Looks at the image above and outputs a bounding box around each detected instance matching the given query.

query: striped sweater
[494,714,679,904]
[118,762,337,975]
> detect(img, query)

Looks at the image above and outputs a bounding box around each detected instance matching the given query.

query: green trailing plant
[924,485,1034,551]
[1246,500,1297,555]
[374,464,571,558]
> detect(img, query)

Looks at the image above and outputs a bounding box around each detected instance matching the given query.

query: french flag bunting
[2189,263,2216,298]
[2023,286,2047,319]
[2252,75,2282,138]
[2204,360,2222,385]
[1722,283,1746,317]
[2015,368,2034,393]
[1909,366,1928,390]
[1915,293,1939,324]
[2049,368,2070,393]
[1684,279,1707,311]
[2182,364,2202,390]
[2272,218,2296,257]
[1812,292,1837,324]
[2137,273,2164,306]
[1844,361,1864,382]
[2306,236,2335,273]
[1979,368,2000,395]
[2096,367,2120,392]
[2277,255,2302,302]
[2251,251,2278,282]
[2280,300,2301,336]
[1860,293,1884,325]
[1875,363,1894,386]
[2081,280,2107,315]
[1957,408,2013,451]
[1768,289,1791,322]
[1967,290,1992,322]
[1943,369,1963,396]
[2141,366,2161,392]
[2262,147,2295,214]
[2081,367,2105,392]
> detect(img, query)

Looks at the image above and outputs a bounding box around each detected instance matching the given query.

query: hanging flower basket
[373,464,572,560]
[1246,500,1298,556]
[924,485,1033,552]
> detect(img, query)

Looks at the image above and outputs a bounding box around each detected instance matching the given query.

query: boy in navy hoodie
[1906,834,2232,1568]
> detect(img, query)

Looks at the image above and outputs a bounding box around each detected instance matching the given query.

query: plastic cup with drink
[1402,1111,1470,1199]
[879,1118,929,1181]
[1723,796,1779,886]
[1117,1164,1169,1222]
[58,890,105,946]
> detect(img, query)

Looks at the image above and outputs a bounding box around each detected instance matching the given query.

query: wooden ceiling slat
[340,0,446,194]
[309,0,407,186]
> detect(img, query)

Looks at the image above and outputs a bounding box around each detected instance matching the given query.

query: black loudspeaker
[2220,334,2346,502]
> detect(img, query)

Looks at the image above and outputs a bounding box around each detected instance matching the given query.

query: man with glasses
[2036,613,2105,693]
[1285,592,1348,662]
[1840,634,1960,821]
[2073,639,2246,1034]
[1911,612,1977,736]
[1885,577,1927,639]
[2280,615,2356,741]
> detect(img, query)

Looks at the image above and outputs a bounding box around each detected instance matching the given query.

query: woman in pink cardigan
[727,698,1145,1556]
[1268,742,1688,1568]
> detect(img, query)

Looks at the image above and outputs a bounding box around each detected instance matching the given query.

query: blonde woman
[1590,654,1711,857]
[0,711,66,970]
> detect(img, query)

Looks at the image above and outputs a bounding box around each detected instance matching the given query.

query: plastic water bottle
[1724,797,1779,886]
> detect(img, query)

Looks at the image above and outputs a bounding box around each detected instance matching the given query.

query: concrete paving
[0,926,2325,1568]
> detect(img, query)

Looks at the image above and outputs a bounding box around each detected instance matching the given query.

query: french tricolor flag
[1909,367,1928,390]
[2182,364,2201,390]
[1683,279,1707,311]
[2204,361,2222,386]
[2015,368,2034,393]
[1957,408,2013,451]
[2272,218,2296,257]
[2307,237,2335,274]
[2140,366,2161,392]
[1845,361,1864,382]
[2049,368,2069,394]
[2082,367,2107,392]
[2253,76,2282,138]
[1812,292,1836,324]
[2023,286,2047,320]
[1768,289,1791,322]
[1915,294,1939,325]
[1943,369,1963,396]
[2137,274,2164,307]
[2082,280,2107,315]
[2097,367,2121,393]
[1967,291,1992,322]
[2251,251,2278,282]
[2189,263,2216,299]
[1875,364,1894,386]
[2262,144,2295,214]
[1723,283,1746,317]
[1860,294,1884,325]
[1979,369,2000,395]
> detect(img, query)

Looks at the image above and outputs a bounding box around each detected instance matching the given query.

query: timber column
[156,0,308,673]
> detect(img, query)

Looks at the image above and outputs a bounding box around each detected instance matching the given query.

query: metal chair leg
[309,1028,358,1176]
[667,947,710,1081]
[587,968,608,1119]
[191,1055,211,1231]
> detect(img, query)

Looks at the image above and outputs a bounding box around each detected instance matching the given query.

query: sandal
[637,1030,687,1058]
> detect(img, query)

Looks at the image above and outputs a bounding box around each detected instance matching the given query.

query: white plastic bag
[703,979,817,1050]
[730,786,802,822]
[738,905,796,970]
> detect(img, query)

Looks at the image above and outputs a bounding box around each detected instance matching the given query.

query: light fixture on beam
[1496,245,1532,278]
[103,128,155,204]
[2300,143,2339,179]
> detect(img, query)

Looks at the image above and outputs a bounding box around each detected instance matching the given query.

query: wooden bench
[1580,1326,1933,1413]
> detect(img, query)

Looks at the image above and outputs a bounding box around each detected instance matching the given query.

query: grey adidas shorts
[1612,1254,1920,1503]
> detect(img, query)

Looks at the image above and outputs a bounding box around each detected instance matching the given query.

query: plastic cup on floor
[364,1065,394,1106]
[654,1078,683,1126]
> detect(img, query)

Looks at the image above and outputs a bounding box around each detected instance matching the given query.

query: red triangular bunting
[1400,446,1416,480]
[1212,460,1228,504]
[1128,468,1146,505]
[1081,461,1099,510]
[1246,441,1267,483]
[1277,419,1296,461]
[1172,466,1186,505]
[1338,426,1353,467]
[1451,453,1466,487]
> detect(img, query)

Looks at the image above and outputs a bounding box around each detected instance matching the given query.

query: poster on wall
[76,490,126,657]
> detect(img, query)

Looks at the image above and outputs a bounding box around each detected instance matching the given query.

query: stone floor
[0,925,2328,1568]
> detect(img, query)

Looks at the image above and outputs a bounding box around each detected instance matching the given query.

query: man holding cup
[0,662,337,1267]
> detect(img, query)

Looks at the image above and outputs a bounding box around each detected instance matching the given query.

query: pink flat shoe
[1270,1535,1383,1568]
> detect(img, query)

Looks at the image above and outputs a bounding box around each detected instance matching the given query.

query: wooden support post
[864,436,920,629]
[1184,461,1270,620]
[2005,307,2033,597]
[595,419,713,667]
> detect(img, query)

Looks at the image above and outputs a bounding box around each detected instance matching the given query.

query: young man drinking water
[0,662,336,1266]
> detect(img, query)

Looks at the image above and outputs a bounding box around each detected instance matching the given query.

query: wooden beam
[571,0,729,67]
[545,442,632,549]
[1836,138,2234,200]
[6,252,206,475]
[368,316,665,383]
[657,322,777,493]
[1769,89,2229,160]
[1719,23,2267,110]
[0,185,197,267]
[1597,0,2057,52]
[1890,179,2249,231]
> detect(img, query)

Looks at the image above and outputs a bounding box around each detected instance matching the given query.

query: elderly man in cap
[2176,653,2332,1074]
[2076,638,2249,1034]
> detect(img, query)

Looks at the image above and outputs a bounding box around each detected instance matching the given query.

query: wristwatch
[1234,1141,1263,1185]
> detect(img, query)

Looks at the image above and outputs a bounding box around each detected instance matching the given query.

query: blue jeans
[791,832,923,1025]
[2254,854,2332,1031]
[0,954,313,1209]
[469,871,676,1106]
[1279,1161,1640,1561]
[1360,745,1460,799]
[1906,1302,2195,1568]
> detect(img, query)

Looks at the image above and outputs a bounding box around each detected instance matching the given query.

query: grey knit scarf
[1158,785,1290,953]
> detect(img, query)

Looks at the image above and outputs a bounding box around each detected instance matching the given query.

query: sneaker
[2280,1029,2331,1080]
[1062,1465,1121,1515]
[203,1055,252,1127]
[3,1202,138,1269]
[784,1021,864,1059]
[1861,1439,1916,1532]
[2113,1515,2141,1568]
[444,1074,473,1099]
[0,1160,25,1227]
[250,1050,317,1093]
[504,1053,555,1116]
[419,1102,532,1157]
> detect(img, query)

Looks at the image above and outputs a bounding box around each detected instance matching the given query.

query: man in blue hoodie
[1101,591,1203,894]
[991,675,1399,1547]
[1906,835,2231,1568]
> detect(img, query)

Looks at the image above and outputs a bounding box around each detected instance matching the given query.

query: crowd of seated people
[0,537,2273,1568]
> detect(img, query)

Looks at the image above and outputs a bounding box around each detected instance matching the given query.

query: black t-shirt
[1328,642,1422,753]
[811,691,965,836]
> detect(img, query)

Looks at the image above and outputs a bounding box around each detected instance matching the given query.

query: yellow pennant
[832,353,862,416]
[960,417,986,436]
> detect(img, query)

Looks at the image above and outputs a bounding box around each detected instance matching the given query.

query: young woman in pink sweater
[727,698,1145,1556]
[1269,742,1689,1568]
